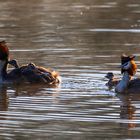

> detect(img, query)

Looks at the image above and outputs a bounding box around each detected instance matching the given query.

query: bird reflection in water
[117,93,137,129]
[13,83,60,97]
[0,86,9,111]
[0,83,60,112]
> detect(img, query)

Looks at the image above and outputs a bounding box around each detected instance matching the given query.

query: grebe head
[121,54,137,76]
[8,59,19,68]
[0,41,9,67]
[105,72,114,79]
[0,41,9,80]
[0,41,9,61]
[121,54,135,65]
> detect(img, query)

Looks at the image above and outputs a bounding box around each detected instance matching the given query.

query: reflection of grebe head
[121,54,137,76]
[0,41,9,61]
[105,72,114,79]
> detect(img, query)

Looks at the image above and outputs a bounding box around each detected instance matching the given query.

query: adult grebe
[0,41,61,85]
[105,54,139,93]
[105,54,136,89]
[114,54,138,93]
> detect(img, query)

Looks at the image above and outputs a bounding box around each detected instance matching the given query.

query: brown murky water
[0,0,140,139]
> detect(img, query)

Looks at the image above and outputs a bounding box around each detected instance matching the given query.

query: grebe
[105,72,120,88]
[10,60,61,84]
[105,55,136,89]
[0,41,61,85]
[107,54,139,93]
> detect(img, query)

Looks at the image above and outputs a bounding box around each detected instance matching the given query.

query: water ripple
[87,28,140,33]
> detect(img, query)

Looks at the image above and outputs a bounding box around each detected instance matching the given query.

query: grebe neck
[0,60,8,81]
[115,71,132,93]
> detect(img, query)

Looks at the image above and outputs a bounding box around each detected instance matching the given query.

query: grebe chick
[8,59,19,68]
[8,59,61,84]
[105,72,120,88]
[21,63,61,84]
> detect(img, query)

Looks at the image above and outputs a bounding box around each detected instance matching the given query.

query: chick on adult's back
[0,41,61,85]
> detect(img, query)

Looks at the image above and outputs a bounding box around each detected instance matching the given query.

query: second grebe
[0,41,61,85]
[105,54,137,90]
[105,54,139,93]
[115,55,138,93]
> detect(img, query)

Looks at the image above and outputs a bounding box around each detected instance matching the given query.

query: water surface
[0,0,140,139]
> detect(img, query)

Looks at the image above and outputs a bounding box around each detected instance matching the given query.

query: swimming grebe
[105,54,137,89]
[113,54,138,93]
[0,41,61,85]
[105,72,120,88]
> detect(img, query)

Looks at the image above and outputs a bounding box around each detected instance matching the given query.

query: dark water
[0,0,140,139]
